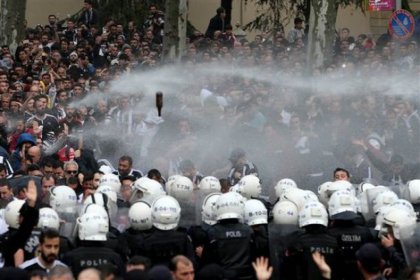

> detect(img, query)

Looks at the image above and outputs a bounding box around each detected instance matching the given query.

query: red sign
[368,0,395,11]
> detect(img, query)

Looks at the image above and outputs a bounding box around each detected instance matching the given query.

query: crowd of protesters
[1,0,420,279]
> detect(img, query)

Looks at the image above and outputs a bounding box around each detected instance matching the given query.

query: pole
[396,0,401,10]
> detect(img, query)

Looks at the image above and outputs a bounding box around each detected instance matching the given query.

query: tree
[68,0,189,62]
[0,0,26,53]
[85,0,165,28]
[162,0,188,62]
[243,0,305,32]
[244,0,365,68]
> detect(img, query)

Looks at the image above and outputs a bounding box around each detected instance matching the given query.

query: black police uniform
[284,225,338,280]
[203,219,255,280]
[118,227,153,259]
[63,241,125,277]
[252,224,269,258]
[141,227,195,266]
[328,219,376,280]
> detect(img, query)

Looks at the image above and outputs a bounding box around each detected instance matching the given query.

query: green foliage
[244,0,365,31]
[243,0,301,31]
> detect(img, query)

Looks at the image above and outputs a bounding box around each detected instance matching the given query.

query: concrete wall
[26,0,83,27]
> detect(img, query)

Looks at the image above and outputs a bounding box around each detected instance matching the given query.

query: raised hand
[25,180,38,208]
[252,257,273,280]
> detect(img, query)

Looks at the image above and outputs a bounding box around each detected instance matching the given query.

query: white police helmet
[38,207,60,230]
[274,178,298,198]
[214,192,245,221]
[81,203,109,220]
[49,185,78,214]
[77,210,109,241]
[129,201,152,231]
[199,176,221,193]
[317,181,333,205]
[407,180,420,204]
[237,175,262,199]
[168,176,194,200]
[151,195,181,230]
[375,205,391,231]
[99,173,121,193]
[357,182,375,197]
[99,165,113,174]
[4,200,25,229]
[201,193,222,225]
[96,185,118,203]
[83,192,117,222]
[244,199,268,226]
[298,202,328,228]
[328,190,357,220]
[391,199,415,215]
[131,177,166,204]
[272,200,298,225]
[381,207,417,240]
[165,175,181,193]
[372,190,398,214]
[318,180,354,206]
[281,188,318,211]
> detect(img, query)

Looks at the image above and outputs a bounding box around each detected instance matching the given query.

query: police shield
[194,190,217,226]
[399,222,420,267]
[268,223,302,280]
[361,186,390,220]
[58,212,78,242]
[178,196,199,228]
[114,207,129,233]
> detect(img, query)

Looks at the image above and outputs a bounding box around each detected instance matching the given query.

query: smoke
[73,62,420,199]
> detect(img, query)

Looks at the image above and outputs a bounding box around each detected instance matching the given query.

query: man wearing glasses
[64,161,81,195]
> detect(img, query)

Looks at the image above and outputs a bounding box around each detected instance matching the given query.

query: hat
[330,211,357,221]
[148,265,172,280]
[356,243,382,273]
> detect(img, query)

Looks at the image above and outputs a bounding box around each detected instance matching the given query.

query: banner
[368,0,395,11]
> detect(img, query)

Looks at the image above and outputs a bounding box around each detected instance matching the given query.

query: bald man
[77,268,101,280]
[27,146,42,164]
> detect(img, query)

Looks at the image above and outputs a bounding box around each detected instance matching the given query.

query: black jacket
[205,15,225,38]
[284,226,338,280]
[142,227,195,267]
[0,202,39,267]
[203,220,255,280]
[63,242,124,277]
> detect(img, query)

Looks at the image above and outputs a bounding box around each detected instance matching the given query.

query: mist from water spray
[72,62,420,198]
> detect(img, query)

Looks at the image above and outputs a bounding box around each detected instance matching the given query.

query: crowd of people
[1,0,420,279]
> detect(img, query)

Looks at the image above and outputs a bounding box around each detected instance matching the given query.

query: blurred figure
[205,7,226,39]
[227,148,258,186]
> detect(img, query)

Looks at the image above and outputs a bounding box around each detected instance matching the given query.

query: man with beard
[26,95,60,150]
[0,178,14,208]
[113,155,142,181]
[19,228,66,273]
